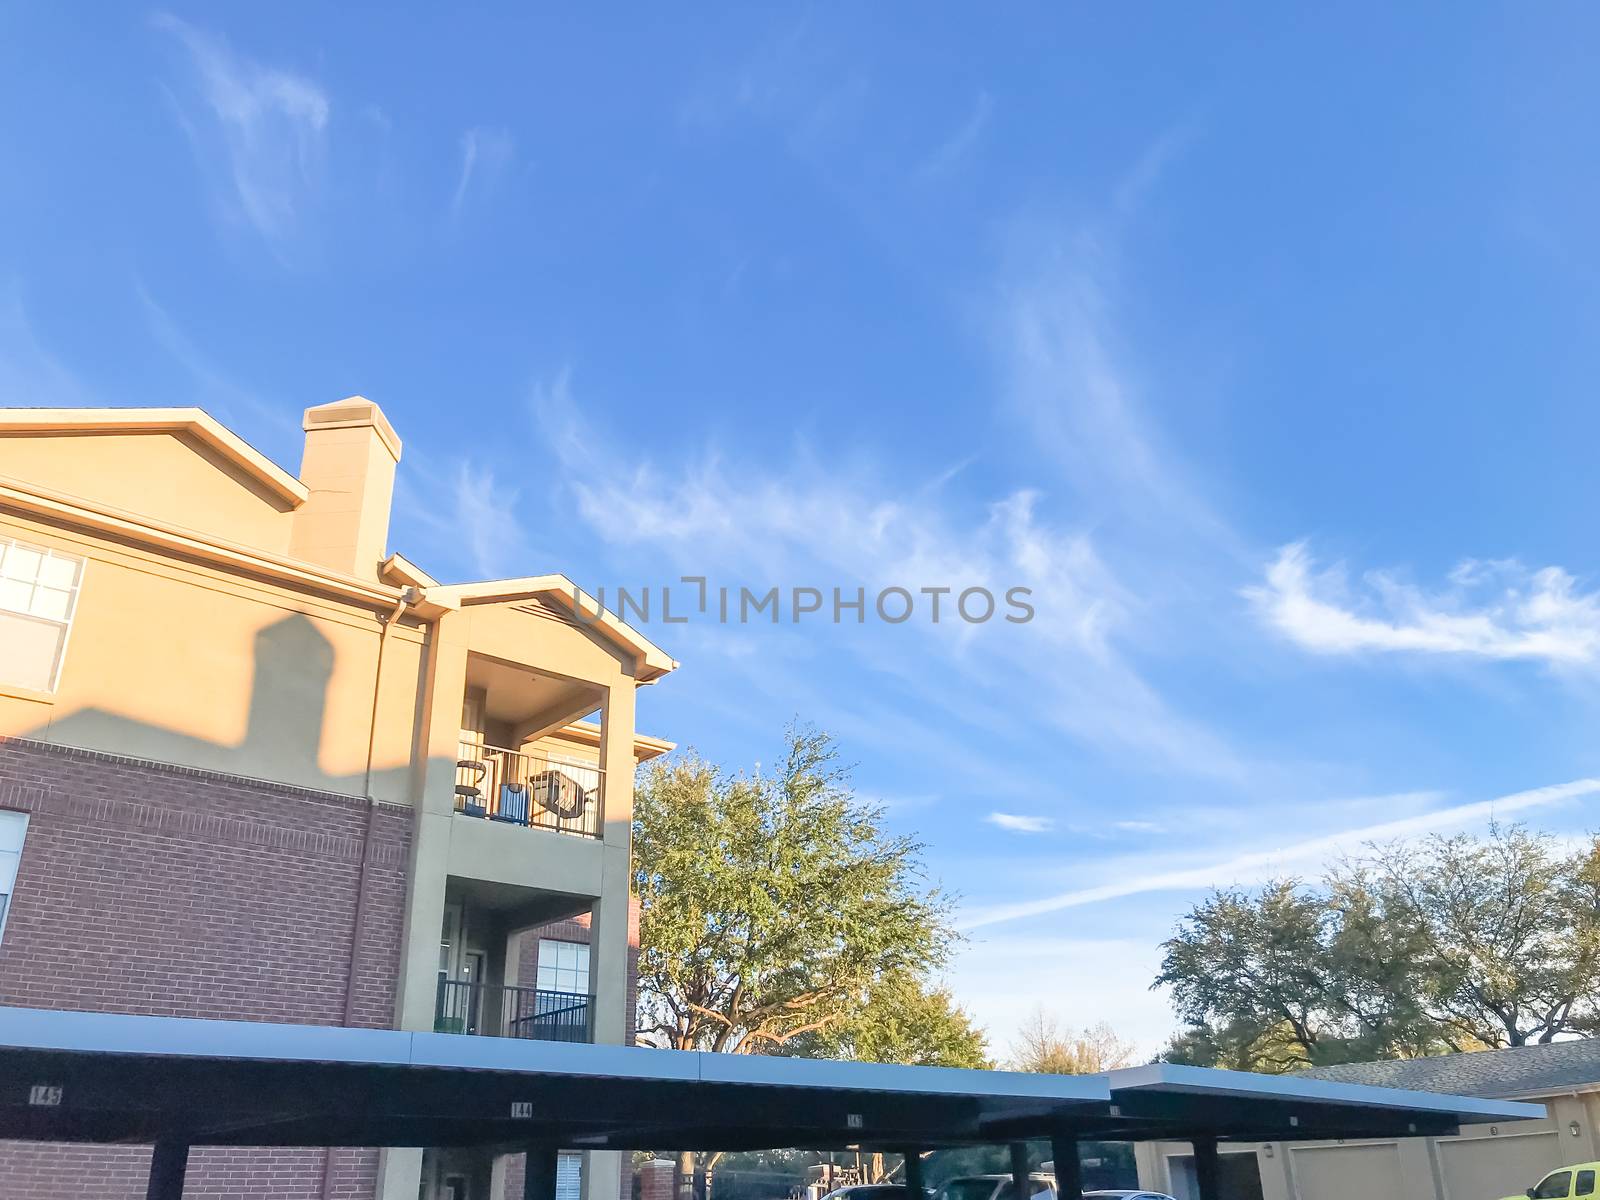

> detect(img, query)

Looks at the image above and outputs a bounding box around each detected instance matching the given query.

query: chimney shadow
[14,612,416,803]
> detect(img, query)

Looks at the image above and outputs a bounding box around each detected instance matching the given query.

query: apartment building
[0,399,677,1200]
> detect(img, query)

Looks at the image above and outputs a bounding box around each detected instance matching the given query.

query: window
[1577,1173,1595,1198]
[0,811,28,943]
[0,538,83,693]
[1535,1174,1573,1200]
[556,1152,582,1200]
[536,939,590,995]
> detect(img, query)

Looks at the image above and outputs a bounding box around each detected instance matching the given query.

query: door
[436,905,489,1034]
[1288,1143,1402,1200]
[1439,1131,1562,1200]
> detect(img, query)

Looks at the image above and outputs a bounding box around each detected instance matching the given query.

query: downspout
[344,585,418,1024]
[323,586,419,1200]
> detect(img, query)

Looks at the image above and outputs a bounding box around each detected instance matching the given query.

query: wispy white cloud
[450,463,530,579]
[534,370,1249,780]
[987,812,1055,834]
[153,13,328,244]
[1112,819,1164,834]
[917,89,993,179]
[1248,542,1600,667]
[135,284,301,456]
[451,126,516,222]
[959,776,1600,930]
[0,284,94,407]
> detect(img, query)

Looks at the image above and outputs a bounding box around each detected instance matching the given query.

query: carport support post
[524,1144,560,1200]
[145,1138,189,1200]
[1192,1137,1222,1200]
[1049,1132,1082,1200]
[1010,1142,1032,1200]
[903,1150,925,1198]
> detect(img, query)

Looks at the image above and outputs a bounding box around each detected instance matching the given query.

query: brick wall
[0,736,411,1199]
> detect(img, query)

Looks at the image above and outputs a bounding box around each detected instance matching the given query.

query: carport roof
[0,1008,1544,1153]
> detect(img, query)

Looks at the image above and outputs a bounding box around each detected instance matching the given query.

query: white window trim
[0,537,86,694]
[0,810,30,946]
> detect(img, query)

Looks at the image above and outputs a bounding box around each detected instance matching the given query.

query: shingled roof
[1302,1039,1600,1099]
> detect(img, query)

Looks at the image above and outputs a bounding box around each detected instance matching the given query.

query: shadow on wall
[18,613,421,802]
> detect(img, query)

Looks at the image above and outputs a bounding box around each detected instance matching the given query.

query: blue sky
[6,5,1600,1055]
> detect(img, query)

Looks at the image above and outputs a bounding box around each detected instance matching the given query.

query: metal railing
[453,741,604,838]
[434,979,593,1042]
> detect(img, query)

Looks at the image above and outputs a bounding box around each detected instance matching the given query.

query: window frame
[536,937,592,996]
[0,536,86,694]
[0,810,30,946]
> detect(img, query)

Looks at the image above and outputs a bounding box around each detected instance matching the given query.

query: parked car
[1082,1191,1178,1200]
[935,1175,1058,1200]
[1500,1164,1600,1200]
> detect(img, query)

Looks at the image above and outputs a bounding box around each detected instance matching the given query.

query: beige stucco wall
[1138,1099,1586,1200]
[0,430,297,555]
[0,509,425,804]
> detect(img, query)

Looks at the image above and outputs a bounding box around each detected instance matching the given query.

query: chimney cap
[302,396,402,461]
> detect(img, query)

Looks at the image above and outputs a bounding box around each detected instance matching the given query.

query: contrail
[958,777,1600,930]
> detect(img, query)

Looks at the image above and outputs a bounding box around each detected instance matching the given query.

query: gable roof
[1302,1038,1600,1099]
[425,574,679,682]
[0,408,308,507]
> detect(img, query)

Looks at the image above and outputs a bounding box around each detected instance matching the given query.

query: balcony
[454,741,604,839]
[434,979,593,1042]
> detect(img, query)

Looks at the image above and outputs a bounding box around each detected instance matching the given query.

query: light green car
[1504,1165,1600,1200]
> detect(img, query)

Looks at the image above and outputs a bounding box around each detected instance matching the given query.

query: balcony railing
[454,741,604,838]
[434,979,593,1043]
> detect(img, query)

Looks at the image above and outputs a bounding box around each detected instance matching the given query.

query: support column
[584,673,636,1200]
[1192,1138,1221,1200]
[591,673,637,1045]
[525,1144,561,1200]
[146,1139,189,1200]
[1010,1142,1032,1200]
[394,609,471,1033]
[1050,1132,1083,1200]
[903,1150,925,1198]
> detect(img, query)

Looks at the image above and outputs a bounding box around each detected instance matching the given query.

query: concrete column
[583,1150,623,1200]
[382,611,471,1200]
[395,608,471,1032]
[1193,1139,1221,1200]
[1132,1143,1168,1194]
[378,1148,426,1200]
[145,1139,189,1200]
[1010,1142,1033,1200]
[526,1145,561,1200]
[1050,1132,1083,1200]
[590,673,636,1046]
[581,676,636,1200]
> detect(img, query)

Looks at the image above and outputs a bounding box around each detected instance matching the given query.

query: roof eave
[0,407,308,507]
[426,574,679,680]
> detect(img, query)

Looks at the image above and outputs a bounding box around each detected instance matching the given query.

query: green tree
[634,724,957,1054]
[632,724,963,1189]
[785,970,990,1068]
[1365,826,1600,1047]
[1155,825,1600,1071]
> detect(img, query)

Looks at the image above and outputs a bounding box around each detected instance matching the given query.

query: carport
[0,1007,1543,1200]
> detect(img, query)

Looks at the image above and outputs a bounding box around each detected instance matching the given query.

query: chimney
[289,396,402,580]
